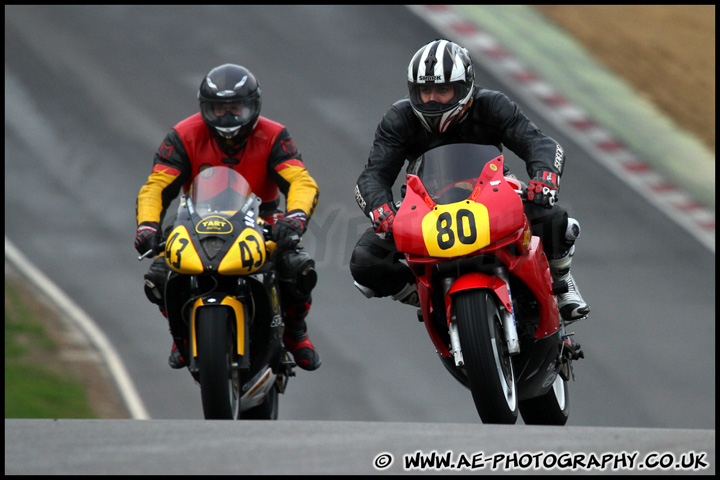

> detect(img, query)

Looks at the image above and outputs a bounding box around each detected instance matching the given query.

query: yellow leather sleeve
[136,166,182,225]
[275,161,319,218]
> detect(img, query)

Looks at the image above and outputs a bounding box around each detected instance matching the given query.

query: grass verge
[5,279,99,419]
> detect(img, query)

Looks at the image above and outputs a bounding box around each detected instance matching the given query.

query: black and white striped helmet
[407,39,475,133]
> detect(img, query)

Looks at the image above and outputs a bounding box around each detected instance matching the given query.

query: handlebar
[137,241,166,261]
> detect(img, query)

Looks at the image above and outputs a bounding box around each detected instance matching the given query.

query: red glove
[370,203,396,234]
[134,221,161,255]
[527,171,559,207]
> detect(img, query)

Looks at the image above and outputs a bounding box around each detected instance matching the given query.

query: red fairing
[395,151,561,359]
[393,175,432,256]
[446,273,513,319]
[509,236,559,337]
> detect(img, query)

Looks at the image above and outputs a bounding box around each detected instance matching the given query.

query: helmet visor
[200,94,259,127]
[408,82,471,115]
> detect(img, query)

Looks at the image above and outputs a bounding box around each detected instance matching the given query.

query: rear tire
[455,289,518,424]
[519,374,569,425]
[197,307,240,420]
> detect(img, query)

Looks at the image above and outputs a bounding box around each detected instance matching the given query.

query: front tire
[519,374,569,425]
[197,307,240,420]
[455,289,518,424]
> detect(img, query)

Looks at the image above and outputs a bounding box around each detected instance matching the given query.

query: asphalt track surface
[5,5,715,475]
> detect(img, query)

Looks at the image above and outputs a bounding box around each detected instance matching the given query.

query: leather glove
[527,171,559,208]
[134,221,161,255]
[272,210,308,242]
[370,203,396,234]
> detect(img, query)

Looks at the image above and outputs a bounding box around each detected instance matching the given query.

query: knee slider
[277,249,317,297]
[144,257,169,306]
[566,218,581,242]
[144,279,163,305]
[559,217,581,253]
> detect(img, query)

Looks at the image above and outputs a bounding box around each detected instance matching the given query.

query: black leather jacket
[354,88,565,216]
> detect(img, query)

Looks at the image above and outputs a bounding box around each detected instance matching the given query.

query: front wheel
[455,289,518,424]
[519,374,569,425]
[196,307,241,420]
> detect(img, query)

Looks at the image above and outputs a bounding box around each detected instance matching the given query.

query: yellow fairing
[165,225,204,274]
[190,297,246,358]
[218,228,266,275]
[422,201,491,257]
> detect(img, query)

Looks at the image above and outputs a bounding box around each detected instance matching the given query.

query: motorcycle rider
[135,63,321,371]
[350,39,590,322]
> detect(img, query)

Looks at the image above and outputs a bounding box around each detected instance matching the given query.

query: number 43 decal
[218,228,266,275]
[237,235,264,271]
[421,202,491,257]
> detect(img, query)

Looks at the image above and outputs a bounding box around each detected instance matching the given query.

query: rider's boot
[155,308,186,369]
[283,302,321,371]
[354,280,420,307]
[549,244,590,322]
[168,339,187,369]
[391,282,420,307]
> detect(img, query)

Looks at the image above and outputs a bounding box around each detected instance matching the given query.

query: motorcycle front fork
[493,266,521,357]
[442,277,464,368]
[443,268,521,369]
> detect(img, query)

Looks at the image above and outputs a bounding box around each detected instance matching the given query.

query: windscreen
[416,144,503,204]
[189,166,252,217]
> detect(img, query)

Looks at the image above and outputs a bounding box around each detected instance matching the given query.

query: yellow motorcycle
[157,166,294,419]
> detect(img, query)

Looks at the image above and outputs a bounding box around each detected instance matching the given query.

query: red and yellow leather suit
[137,113,318,226]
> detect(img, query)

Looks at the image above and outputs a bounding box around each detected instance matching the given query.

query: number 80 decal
[421,202,491,257]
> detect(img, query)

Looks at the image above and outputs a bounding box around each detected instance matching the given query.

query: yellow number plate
[422,201,491,257]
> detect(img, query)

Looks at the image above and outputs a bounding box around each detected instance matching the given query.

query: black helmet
[407,39,475,133]
[198,64,261,148]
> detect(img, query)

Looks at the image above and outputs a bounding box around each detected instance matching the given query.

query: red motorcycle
[392,143,583,424]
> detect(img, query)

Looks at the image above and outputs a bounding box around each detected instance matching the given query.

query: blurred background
[5,5,714,428]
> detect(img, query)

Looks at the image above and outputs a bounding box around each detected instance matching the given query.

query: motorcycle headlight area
[201,236,226,259]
